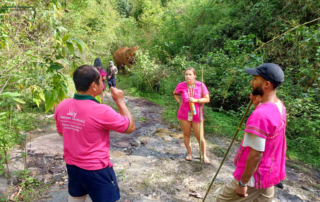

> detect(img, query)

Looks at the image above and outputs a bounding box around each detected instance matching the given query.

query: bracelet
[198,99,200,103]
[115,99,124,103]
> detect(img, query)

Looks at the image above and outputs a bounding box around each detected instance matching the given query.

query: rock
[53,173,62,181]
[169,132,183,139]
[163,136,173,141]
[43,174,52,184]
[138,136,150,146]
[34,175,44,182]
[130,140,140,147]
[155,133,168,138]
[54,155,63,160]
[155,128,170,133]
[169,125,182,130]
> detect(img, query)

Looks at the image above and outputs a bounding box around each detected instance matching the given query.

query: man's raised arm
[110,87,135,134]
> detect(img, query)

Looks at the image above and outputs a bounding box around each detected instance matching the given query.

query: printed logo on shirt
[67,110,77,118]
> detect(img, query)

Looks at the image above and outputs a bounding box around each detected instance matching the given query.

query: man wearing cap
[107,61,118,88]
[216,63,287,202]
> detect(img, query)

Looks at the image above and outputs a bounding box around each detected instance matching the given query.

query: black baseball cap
[245,63,284,87]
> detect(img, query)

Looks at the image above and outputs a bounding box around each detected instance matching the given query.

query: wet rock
[130,139,140,147]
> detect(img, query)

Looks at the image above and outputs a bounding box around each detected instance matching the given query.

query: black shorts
[66,164,120,202]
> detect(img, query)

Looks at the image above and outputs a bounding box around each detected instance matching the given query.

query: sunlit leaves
[66,41,74,55]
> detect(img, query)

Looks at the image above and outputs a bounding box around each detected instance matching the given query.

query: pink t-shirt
[54,97,129,170]
[174,81,209,123]
[233,102,287,189]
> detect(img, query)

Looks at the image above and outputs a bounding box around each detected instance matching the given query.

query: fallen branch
[0,76,12,94]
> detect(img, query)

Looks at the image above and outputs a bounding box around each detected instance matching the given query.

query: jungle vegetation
[0,0,319,182]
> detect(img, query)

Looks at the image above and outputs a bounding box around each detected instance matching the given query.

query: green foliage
[117,0,132,18]
[130,51,168,91]
[111,0,320,167]
[0,0,319,176]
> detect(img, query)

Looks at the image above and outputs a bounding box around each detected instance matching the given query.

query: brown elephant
[113,47,138,74]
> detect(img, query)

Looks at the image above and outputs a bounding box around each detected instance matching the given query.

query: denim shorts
[66,164,120,202]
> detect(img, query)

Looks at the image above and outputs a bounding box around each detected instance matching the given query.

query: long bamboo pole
[202,100,253,202]
[199,68,204,163]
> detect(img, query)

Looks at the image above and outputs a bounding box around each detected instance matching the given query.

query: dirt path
[2,93,320,202]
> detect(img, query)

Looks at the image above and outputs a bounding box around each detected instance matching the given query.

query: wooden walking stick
[199,68,204,163]
[202,100,253,202]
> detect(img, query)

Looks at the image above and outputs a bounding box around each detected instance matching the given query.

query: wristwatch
[239,181,247,187]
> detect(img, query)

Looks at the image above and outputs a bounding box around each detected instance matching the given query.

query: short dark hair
[73,65,100,92]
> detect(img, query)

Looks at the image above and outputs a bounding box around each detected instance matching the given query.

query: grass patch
[138,117,148,122]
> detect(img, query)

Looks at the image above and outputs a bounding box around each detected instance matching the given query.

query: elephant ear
[127,47,138,56]
[125,48,132,58]
[130,47,138,54]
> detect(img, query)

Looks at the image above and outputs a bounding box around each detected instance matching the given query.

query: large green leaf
[72,38,86,53]
[52,89,59,100]
[45,91,55,113]
[12,98,26,104]
[39,91,45,101]
[33,98,41,107]
[49,63,64,71]
[0,92,21,97]
[66,42,74,55]
[57,26,68,32]
[62,34,70,42]
[54,29,59,39]
[58,89,65,101]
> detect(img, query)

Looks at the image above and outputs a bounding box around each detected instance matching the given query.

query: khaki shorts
[216,179,274,202]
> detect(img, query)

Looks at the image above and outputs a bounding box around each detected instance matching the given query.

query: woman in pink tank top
[173,67,211,164]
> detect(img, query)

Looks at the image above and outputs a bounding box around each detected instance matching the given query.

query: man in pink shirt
[54,65,135,202]
[217,63,286,202]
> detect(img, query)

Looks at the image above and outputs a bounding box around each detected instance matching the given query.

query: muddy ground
[1,93,320,202]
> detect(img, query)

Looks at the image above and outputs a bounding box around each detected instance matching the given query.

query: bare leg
[68,194,87,202]
[179,120,192,160]
[192,121,210,164]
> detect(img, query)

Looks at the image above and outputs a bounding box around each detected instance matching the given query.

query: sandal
[186,154,192,161]
[204,157,210,165]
